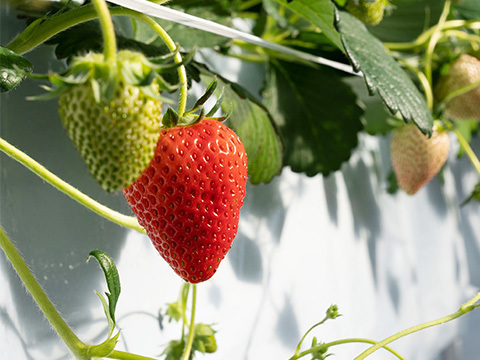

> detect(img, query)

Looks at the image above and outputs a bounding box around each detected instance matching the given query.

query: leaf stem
[0,226,88,359]
[180,284,197,360]
[353,292,480,360]
[0,137,145,233]
[290,338,404,360]
[91,0,117,62]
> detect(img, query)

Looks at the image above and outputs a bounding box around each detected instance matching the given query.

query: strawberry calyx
[162,77,229,130]
[34,48,194,104]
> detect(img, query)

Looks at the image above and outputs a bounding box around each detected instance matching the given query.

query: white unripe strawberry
[435,54,480,121]
[390,123,450,195]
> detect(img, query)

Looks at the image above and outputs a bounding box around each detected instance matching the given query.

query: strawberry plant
[1,0,480,360]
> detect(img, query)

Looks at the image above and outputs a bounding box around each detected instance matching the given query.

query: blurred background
[1,2,480,360]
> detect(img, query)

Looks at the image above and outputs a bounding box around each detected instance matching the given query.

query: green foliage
[264,60,363,176]
[0,46,32,92]
[88,250,121,326]
[335,9,434,135]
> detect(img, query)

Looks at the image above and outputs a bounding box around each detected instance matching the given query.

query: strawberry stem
[0,137,145,234]
[290,338,404,360]
[135,14,188,117]
[180,284,197,360]
[0,226,89,360]
[453,128,480,177]
[91,0,117,63]
[353,292,480,360]
[424,0,451,86]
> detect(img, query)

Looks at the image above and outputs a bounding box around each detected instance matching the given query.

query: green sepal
[87,331,121,358]
[191,77,218,112]
[87,250,121,325]
[193,323,217,354]
[0,46,33,92]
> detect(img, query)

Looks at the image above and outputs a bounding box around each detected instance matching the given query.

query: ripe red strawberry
[123,117,248,283]
[390,122,450,195]
[435,54,480,121]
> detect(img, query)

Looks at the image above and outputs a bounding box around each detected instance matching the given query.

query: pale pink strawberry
[390,123,450,195]
[435,54,480,121]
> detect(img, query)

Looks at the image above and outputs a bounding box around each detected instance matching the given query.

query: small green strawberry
[390,122,450,195]
[45,50,178,191]
[123,113,248,283]
[345,0,388,26]
[435,54,480,122]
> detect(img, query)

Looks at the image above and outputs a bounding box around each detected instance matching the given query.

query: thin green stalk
[0,137,145,233]
[0,226,88,359]
[353,292,480,360]
[400,59,433,110]
[453,128,480,176]
[180,284,197,360]
[293,317,329,357]
[129,14,188,117]
[385,19,480,52]
[290,338,404,360]
[424,0,451,85]
[91,0,117,62]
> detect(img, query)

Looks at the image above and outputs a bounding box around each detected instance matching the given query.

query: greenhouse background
[1,2,480,360]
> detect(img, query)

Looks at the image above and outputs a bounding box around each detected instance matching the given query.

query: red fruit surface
[123,119,248,283]
[390,123,450,195]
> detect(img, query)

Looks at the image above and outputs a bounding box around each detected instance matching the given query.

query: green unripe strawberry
[435,54,480,122]
[390,123,450,195]
[54,50,167,191]
[345,0,388,26]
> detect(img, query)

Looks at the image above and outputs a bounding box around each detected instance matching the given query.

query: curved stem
[0,226,88,359]
[385,19,480,52]
[453,128,480,176]
[130,14,188,117]
[400,59,433,111]
[353,292,480,360]
[424,0,451,85]
[91,0,117,62]
[0,137,145,233]
[181,284,197,360]
[290,338,404,360]
[6,5,188,117]
[293,316,328,356]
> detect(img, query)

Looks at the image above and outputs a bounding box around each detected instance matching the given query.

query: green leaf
[88,250,121,325]
[208,76,284,184]
[0,46,33,92]
[335,9,434,135]
[263,60,363,176]
[276,0,344,50]
[454,0,480,20]
[368,0,445,43]
[162,339,185,360]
